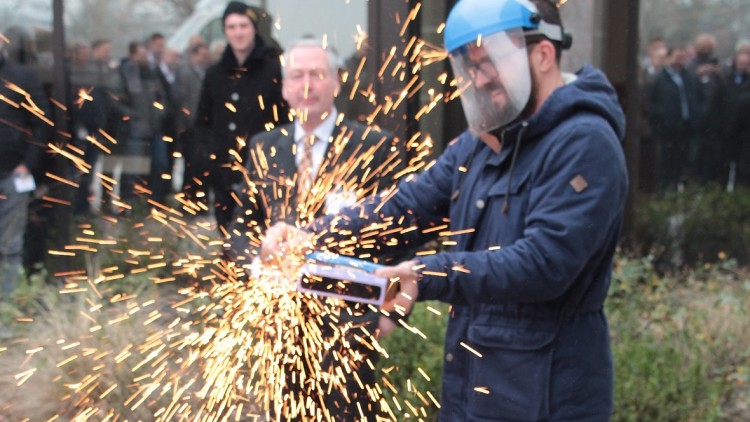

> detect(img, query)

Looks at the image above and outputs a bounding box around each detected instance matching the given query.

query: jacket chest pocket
[466,323,556,421]
[471,173,530,247]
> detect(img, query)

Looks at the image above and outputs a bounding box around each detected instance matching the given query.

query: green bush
[608,256,746,421]
[376,302,448,420]
[633,185,750,271]
[612,332,728,422]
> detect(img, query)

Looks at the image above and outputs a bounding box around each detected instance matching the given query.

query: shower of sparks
[0,1,477,420]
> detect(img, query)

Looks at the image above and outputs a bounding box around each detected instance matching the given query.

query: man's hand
[696,63,719,78]
[375,260,420,337]
[377,316,398,338]
[13,164,30,176]
[260,222,313,263]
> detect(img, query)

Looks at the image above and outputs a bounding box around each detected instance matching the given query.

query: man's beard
[474,81,523,132]
[484,72,538,137]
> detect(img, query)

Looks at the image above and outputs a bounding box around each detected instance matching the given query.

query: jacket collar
[220,35,270,68]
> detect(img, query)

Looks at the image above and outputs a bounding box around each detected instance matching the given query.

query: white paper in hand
[13,173,36,193]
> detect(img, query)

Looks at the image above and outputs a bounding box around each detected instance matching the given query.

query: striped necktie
[297,135,316,200]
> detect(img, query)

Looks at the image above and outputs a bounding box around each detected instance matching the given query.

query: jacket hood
[515,64,626,142]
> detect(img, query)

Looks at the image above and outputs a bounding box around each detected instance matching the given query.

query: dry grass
[678,276,750,420]
[0,277,193,420]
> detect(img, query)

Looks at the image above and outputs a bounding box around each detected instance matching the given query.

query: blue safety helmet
[443,0,572,133]
[444,0,570,53]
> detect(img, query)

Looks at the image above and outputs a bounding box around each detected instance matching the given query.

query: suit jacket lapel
[256,125,297,223]
[320,121,359,176]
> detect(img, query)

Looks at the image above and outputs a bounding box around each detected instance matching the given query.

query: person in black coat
[649,45,703,192]
[723,50,750,187]
[193,1,288,232]
[689,34,729,186]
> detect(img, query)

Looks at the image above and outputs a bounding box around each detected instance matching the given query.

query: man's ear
[530,40,557,73]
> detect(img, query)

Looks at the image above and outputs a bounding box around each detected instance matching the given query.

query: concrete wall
[560,0,606,72]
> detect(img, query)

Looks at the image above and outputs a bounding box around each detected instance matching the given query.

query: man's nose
[474,69,493,89]
[300,73,313,98]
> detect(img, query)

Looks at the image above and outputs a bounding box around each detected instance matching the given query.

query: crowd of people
[0,6,261,338]
[1,0,388,295]
[640,33,750,193]
[67,32,217,216]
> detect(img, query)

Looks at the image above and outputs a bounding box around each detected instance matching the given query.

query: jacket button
[445,353,454,362]
[231,92,239,101]
[476,199,485,209]
[228,122,237,131]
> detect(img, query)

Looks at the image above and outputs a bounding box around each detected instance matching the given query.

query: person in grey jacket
[262,1,628,420]
[0,41,51,299]
[173,42,212,207]
[120,41,170,205]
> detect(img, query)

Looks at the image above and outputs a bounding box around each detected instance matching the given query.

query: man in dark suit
[226,37,407,420]
[227,38,405,257]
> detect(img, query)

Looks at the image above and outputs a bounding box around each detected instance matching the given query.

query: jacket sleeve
[310,136,462,255]
[417,122,628,305]
[359,127,407,193]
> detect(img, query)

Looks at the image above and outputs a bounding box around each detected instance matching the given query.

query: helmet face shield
[449,29,532,133]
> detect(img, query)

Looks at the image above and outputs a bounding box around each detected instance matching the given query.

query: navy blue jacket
[314,65,628,420]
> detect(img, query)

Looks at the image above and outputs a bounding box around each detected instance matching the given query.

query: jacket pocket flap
[487,172,530,197]
[468,324,556,351]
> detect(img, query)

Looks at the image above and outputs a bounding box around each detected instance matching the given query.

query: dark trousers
[72,136,101,215]
[149,134,171,204]
[211,181,236,233]
[657,126,692,193]
[276,305,381,420]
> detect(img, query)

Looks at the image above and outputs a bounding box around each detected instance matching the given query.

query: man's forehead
[463,32,523,56]
[287,62,327,72]
[224,15,254,27]
[288,48,327,67]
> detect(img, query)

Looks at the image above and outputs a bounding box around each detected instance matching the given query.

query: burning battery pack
[297,252,388,306]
